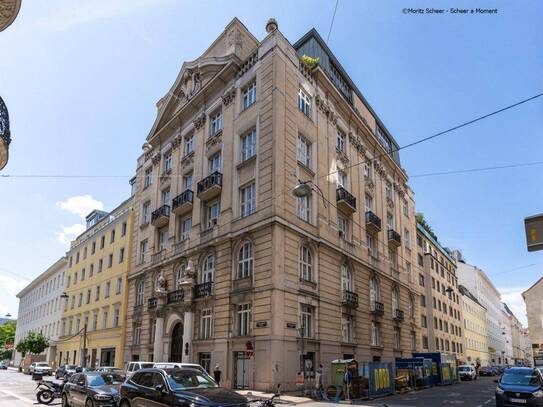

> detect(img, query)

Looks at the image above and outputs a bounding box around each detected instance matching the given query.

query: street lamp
[5,313,11,318]
[292,180,327,208]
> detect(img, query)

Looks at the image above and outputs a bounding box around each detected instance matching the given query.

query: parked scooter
[35,376,66,404]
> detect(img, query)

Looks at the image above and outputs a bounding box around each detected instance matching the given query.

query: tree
[0,321,16,348]
[416,212,439,242]
[16,332,49,356]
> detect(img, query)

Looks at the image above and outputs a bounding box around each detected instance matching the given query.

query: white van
[125,361,154,377]
[458,364,477,380]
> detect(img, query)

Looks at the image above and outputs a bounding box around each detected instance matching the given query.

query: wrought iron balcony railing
[341,290,359,308]
[148,298,157,309]
[371,301,385,315]
[151,204,170,227]
[167,289,184,304]
[194,281,213,299]
[172,190,193,215]
[393,309,404,321]
[197,171,223,200]
[387,229,402,247]
[336,187,357,213]
[365,211,382,233]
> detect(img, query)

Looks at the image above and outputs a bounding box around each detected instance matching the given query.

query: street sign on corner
[525,213,543,252]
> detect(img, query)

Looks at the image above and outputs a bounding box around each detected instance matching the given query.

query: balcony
[365,211,381,234]
[197,171,222,201]
[393,309,404,322]
[371,301,385,316]
[387,229,401,248]
[194,281,213,299]
[151,205,170,227]
[173,240,188,256]
[167,289,184,304]
[341,290,359,308]
[150,249,166,265]
[148,298,157,309]
[336,187,357,214]
[172,190,193,216]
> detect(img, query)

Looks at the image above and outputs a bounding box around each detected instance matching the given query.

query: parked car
[458,365,477,381]
[125,361,154,378]
[56,364,79,379]
[62,371,124,407]
[120,367,248,407]
[479,366,496,376]
[0,361,7,370]
[153,362,207,374]
[495,367,543,407]
[29,362,53,376]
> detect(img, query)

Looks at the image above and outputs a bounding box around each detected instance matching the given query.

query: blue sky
[0,0,541,324]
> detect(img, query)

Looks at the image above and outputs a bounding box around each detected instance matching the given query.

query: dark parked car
[120,368,248,407]
[495,367,543,407]
[62,372,124,407]
[57,365,79,380]
[480,366,496,376]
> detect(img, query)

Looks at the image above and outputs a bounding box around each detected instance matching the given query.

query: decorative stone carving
[336,148,349,166]
[206,131,223,151]
[365,178,375,192]
[181,152,194,171]
[222,87,236,107]
[171,134,182,150]
[193,113,206,131]
[179,69,201,103]
[386,196,395,209]
[151,153,161,166]
[155,271,167,296]
[348,131,366,155]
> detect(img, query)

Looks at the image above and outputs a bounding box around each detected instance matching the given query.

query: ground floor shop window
[199,352,211,374]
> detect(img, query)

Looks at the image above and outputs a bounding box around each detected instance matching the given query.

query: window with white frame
[102,308,108,329]
[342,314,353,342]
[175,264,185,287]
[371,321,381,346]
[144,167,153,188]
[206,201,220,228]
[237,303,251,336]
[389,248,398,269]
[404,228,411,248]
[387,213,394,231]
[105,281,111,298]
[392,287,399,312]
[208,152,221,174]
[298,88,311,117]
[183,173,193,191]
[135,280,144,306]
[370,277,380,309]
[394,327,401,349]
[184,134,194,156]
[408,294,414,318]
[364,161,372,179]
[300,303,315,338]
[403,200,409,217]
[161,188,171,205]
[200,308,213,339]
[163,151,172,173]
[297,134,311,167]
[210,110,222,136]
[142,201,151,224]
[241,129,256,162]
[341,264,354,293]
[337,170,347,188]
[116,277,122,294]
[158,226,168,251]
[201,254,214,283]
[411,331,417,350]
[240,182,256,217]
[242,81,256,110]
[95,286,100,301]
[181,217,192,240]
[133,322,141,345]
[385,181,393,200]
[367,233,376,256]
[299,245,314,282]
[338,214,349,239]
[297,195,311,222]
[113,306,120,327]
[237,242,253,279]
[139,239,148,264]
[364,194,373,213]
[336,129,346,153]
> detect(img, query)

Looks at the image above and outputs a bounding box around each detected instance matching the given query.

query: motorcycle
[36,378,66,405]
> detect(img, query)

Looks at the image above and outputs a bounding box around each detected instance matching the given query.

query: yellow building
[459,285,490,367]
[57,197,133,368]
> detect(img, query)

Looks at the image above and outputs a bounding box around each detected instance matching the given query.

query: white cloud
[56,223,87,244]
[0,274,30,298]
[499,287,528,327]
[56,195,104,219]
[36,0,171,31]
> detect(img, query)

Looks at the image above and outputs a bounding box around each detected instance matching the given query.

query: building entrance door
[170,322,184,362]
[234,351,251,389]
[100,348,115,367]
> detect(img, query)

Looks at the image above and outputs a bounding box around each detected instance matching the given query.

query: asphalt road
[0,368,61,406]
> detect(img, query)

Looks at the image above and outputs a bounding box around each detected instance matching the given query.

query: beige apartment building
[124,18,421,391]
[459,285,489,366]
[523,277,543,361]
[416,224,464,359]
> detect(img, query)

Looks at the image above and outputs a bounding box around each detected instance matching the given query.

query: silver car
[29,362,53,376]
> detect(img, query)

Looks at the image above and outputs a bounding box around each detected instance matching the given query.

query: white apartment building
[456,258,506,365]
[501,304,514,365]
[14,257,67,367]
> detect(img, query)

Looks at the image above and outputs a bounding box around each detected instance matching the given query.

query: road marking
[0,388,34,404]
[484,399,493,404]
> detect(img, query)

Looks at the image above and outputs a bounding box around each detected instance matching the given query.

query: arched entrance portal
[170,322,184,362]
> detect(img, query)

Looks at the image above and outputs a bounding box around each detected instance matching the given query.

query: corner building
[125,18,421,391]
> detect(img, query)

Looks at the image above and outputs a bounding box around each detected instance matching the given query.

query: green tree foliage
[0,321,16,348]
[15,332,49,355]
[416,212,439,242]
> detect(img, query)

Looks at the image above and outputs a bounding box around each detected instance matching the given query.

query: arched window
[392,287,399,312]
[341,263,354,292]
[408,293,414,319]
[369,277,380,310]
[175,263,185,287]
[237,242,254,279]
[299,245,314,282]
[201,254,214,283]
[135,280,144,306]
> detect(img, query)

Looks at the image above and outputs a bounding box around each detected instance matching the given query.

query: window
[78,293,83,307]
[110,228,115,243]
[404,229,411,248]
[336,129,346,153]
[342,314,353,343]
[76,252,80,264]
[83,247,87,259]
[364,194,373,213]
[299,245,314,282]
[240,129,256,161]
[406,262,413,282]
[367,233,376,257]
[210,110,223,136]
[387,212,394,231]
[200,308,212,339]
[201,254,214,283]
[420,295,426,307]
[209,152,221,174]
[89,263,94,277]
[181,217,192,240]
[144,167,153,189]
[369,277,380,309]
[411,331,417,350]
[240,183,256,217]
[403,201,409,217]
[116,277,122,294]
[421,315,427,328]
[81,268,86,281]
[237,242,253,279]
[338,214,349,239]
[419,274,425,287]
[337,170,347,188]
[92,313,98,331]
[133,322,141,345]
[371,321,381,346]
[237,303,251,336]
[142,201,151,224]
[408,294,414,318]
[364,161,372,179]
[158,227,168,251]
[163,151,172,173]
[183,173,193,191]
[86,289,91,305]
[118,247,125,263]
[107,253,113,268]
[91,241,96,254]
[135,280,144,306]
[95,285,100,301]
[102,309,108,329]
[113,307,120,328]
[105,281,111,298]
[300,303,314,338]
[298,88,311,117]
[206,201,220,228]
[297,195,311,222]
[394,327,401,349]
[341,264,354,293]
[297,135,311,167]
[184,134,194,156]
[385,181,393,200]
[418,254,424,267]
[391,288,399,312]
[161,188,171,205]
[242,81,256,109]
[74,272,78,285]
[139,239,148,264]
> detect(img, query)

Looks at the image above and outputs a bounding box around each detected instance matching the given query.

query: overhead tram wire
[326,0,340,43]
[410,160,543,178]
